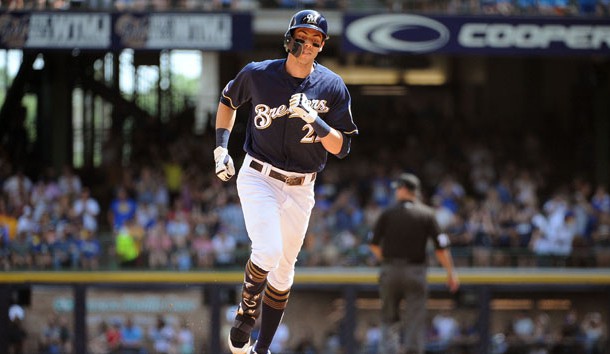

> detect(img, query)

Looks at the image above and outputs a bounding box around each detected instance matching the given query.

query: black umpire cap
[391,173,421,191]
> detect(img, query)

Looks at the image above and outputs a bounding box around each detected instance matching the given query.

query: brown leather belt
[249,160,315,186]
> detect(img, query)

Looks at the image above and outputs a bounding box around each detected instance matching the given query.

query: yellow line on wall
[1,268,610,285]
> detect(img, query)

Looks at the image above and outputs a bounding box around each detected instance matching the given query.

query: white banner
[26,13,111,48]
[146,14,232,49]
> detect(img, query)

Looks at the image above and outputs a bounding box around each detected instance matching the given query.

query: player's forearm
[319,128,343,155]
[215,102,236,131]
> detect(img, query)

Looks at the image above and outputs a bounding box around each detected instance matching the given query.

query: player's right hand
[289,93,318,124]
[213,146,235,181]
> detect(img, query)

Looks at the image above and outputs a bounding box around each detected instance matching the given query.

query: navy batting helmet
[286,9,329,40]
[284,10,329,57]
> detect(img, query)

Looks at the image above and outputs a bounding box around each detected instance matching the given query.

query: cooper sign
[344,14,450,54]
[343,14,610,55]
[458,23,610,50]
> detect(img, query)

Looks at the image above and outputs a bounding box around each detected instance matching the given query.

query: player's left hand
[213,146,235,181]
[289,93,317,124]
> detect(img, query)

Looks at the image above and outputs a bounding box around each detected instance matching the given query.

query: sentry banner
[0,11,252,51]
[113,12,250,50]
[343,13,610,56]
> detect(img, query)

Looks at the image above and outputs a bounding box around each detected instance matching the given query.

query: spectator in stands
[106,320,123,353]
[215,193,248,244]
[581,312,606,354]
[329,188,365,234]
[163,149,183,203]
[591,211,610,266]
[40,167,62,205]
[3,169,32,211]
[508,310,535,352]
[493,203,518,266]
[531,312,552,354]
[166,201,190,250]
[514,203,537,251]
[569,197,595,267]
[8,315,27,354]
[71,187,100,234]
[39,313,62,354]
[431,310,460,351]
[315,230,341,266]
[57,315,72,354]
[16,205,36,238]
[136,199,160,232]
[369,165,393,208]
[553,309,585,354]
[211,227,237,268]
[120,316,145,354]
[468,206,497,267]
[134,166,159,206]
[177,317,195,354]
[0,222,9,270]
[115,218,142,268]
[173,242,193,271]
[513,170,540,209]
[10,230,33,269]
[144,217,172,269]
[591,185,610,215]
[433,175,465,216]
[88,321,110,354]
[433,194,456,233]
[148,315,176,354]
[108,186,138,233]
[553,211,579,264]
[32,224,54,269]
[191,228,214,269]
[361,320,381,354]
[77,228,101,270]
[321,328,341,354]
[57,165,82,200]
[0,197,18,242]
[50,225,76,270]
[529,199,579,267]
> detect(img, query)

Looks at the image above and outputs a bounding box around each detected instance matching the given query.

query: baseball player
[214,10,358,354]
[213,9,359,354]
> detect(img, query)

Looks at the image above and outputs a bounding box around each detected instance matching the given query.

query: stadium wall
[1,268,610,353]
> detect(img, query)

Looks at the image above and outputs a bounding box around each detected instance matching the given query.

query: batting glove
[213,146,235,181]
[289,93,317,124]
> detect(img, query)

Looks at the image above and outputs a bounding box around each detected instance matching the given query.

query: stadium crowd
[1,112,610,273]
[17,301,608,353]
[1,0,610,18]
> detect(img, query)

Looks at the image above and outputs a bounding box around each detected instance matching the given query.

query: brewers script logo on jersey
[253,99,329,130]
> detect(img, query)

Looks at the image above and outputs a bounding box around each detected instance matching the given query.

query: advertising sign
[0,11,252,51]
[343,13,610,56]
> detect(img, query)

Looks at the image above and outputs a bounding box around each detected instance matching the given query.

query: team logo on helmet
[303,13,320,25]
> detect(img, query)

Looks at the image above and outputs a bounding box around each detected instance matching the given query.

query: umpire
[369,173,460,354]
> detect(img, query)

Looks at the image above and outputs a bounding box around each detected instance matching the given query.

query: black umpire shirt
[370,199,449,264]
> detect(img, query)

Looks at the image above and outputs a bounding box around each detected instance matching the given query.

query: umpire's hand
[447,272,460,293]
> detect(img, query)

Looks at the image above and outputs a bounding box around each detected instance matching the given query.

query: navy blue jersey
[220,59,358,173]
